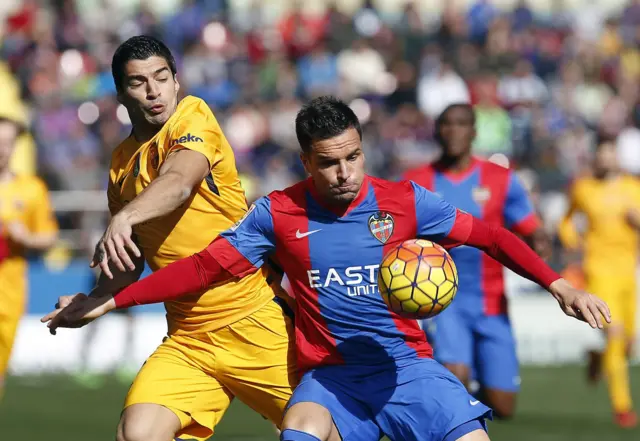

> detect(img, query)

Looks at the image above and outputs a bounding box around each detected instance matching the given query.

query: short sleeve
[28,179,58,235]
[412,181,458,241]
[217,196,276,269]
[504,172,539,235]
[166,111,222,168]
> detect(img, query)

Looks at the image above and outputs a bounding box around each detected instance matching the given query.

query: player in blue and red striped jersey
[403,104,551,419]
[404,104,549,418]
[44,97,610,441]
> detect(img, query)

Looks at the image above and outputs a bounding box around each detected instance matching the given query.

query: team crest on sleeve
[368,211,394,244]
[148,143,159,169]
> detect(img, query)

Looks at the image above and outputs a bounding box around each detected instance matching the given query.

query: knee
[282,403,334,441]
[117,418,153,441]
[117,410,176,441]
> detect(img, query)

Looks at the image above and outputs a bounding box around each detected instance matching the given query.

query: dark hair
[295,96,362,153]
[434,103,475,145]
[111,36,177,93]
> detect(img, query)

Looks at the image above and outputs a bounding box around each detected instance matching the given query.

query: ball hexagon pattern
[378,239,458,319]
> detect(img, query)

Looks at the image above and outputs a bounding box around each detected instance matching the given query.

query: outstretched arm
[412,181,610,329]
[444,212,610,329]
[93,149,210,277]
[42,197,277,332]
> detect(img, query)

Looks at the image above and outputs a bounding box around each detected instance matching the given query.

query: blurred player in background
[403,104,550,419]
[559,139,639,428]
[45,96,611,441]
[49,35,296,441]
[0,116,58,399]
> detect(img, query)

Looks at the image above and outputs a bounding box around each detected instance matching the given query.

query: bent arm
[116,149,210,226]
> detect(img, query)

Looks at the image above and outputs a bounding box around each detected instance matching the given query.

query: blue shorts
[286,358,492,441]
[426,308,520,392]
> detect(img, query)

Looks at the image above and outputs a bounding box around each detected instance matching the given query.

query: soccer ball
[378,239,458,319]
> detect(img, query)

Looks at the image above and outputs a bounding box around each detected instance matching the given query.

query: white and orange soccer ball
[378,239,458,319]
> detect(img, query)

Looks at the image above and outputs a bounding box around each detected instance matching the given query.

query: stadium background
[1,0,639,439]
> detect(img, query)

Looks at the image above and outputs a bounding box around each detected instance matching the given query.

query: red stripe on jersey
[370,178,433,359]
[206,236,256,278]
[402,165,435,190]
[440,209,473,249]
[479,161,510,315]
[511,212,540,237]
[270,183,343,374]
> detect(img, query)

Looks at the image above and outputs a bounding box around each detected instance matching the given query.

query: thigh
[216,299,298,428]
[125,335,233,441]
[473,314,520,392]
[0,311,21,376]
[288,368,382,441]
[118,403,181,441]
[430,307,473,367]
[373,359,491,441]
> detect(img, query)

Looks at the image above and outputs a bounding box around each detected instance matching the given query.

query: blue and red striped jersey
[217,175,470,373]
[403,157,539,315]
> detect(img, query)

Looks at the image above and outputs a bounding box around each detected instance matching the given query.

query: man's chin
[329,191,357,205]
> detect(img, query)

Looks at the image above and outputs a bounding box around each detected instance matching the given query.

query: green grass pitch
[1,367,639,440]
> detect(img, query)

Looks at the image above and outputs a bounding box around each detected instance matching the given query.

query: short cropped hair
[295,96,362,153]
[111,35,177,93]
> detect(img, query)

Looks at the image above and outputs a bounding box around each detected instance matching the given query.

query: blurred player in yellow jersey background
[49,36,296,441]
[559,140,640,428]
[0,116,58,398]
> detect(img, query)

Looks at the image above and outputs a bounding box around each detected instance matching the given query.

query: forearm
[118,172,194,226]
[89,257,144,298]
[113,247,234,309]
[465,218,560,289]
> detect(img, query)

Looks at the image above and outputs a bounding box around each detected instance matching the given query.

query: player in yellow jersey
[49,36,296,441]
[559,140,640,429]
[0,116,58,398]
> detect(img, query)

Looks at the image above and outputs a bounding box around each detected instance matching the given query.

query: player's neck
[437,154,473,173]
[131,122,162,143]
[594,170,619,181]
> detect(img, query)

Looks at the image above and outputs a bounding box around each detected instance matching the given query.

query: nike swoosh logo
[296,229,321,239]
[470,400,480,406]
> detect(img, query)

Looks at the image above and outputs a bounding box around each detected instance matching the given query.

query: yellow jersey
[108,96,277,335]
[559,175,640,278]
[0,174,58,311]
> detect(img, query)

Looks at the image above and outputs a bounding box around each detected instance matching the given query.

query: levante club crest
[368,211,394,244]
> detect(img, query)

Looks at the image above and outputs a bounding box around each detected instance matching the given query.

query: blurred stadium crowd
[1,0,640,258]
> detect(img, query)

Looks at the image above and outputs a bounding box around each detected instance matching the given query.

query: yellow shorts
[587,276,637,339]
[124,299,297,441]
[0,310,21,377]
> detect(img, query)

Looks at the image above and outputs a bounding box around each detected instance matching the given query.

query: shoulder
[169,96,216,129]
[568,177,590,200]
[15,174,50,201]
[369,176,419,203]
[479,158,511,179]
[110,135,136,169]
[402,164,434,182]
[267,180,309,214]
